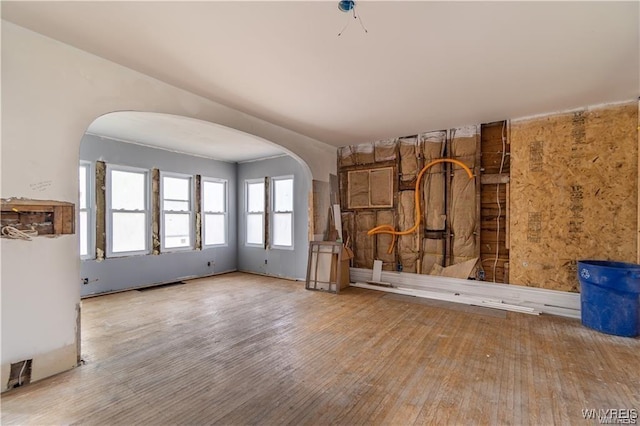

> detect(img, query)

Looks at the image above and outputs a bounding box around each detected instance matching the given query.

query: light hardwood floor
[2,272,638,425]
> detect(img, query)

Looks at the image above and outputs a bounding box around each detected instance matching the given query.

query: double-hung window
[271,176,294,248]
[79,162,93,259]
[202,178,227,246]
[107,166,149,256]
[161,173,193,251]
[245,179,265,246]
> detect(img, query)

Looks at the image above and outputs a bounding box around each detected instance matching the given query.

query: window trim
[201,177,228,248]
[270,175,294,250]
[160,171,194,252]
[106,164,151,258]
[79,161,95,260]
[245,178,265,247]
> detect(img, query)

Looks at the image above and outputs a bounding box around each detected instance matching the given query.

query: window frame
[79,161,95,260]
[201,177,228,248]
[160,171,194,252]
[270,175,294,250]
[245,178,266,247]
[106,164,151,258]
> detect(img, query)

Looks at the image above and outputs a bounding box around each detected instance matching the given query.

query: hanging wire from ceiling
[337,1,368,37]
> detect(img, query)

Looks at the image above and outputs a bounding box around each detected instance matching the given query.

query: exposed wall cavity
[338,128,480,276]
[312,180,330,241]
[480,121,510,283]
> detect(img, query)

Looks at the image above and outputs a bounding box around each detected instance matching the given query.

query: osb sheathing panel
[450,129,479,264]
[422,132,446,230]
[399,137,419,182]
[354,211,376,269]
[398,190,419,272]
[376,210,396,270]
[510,103,638,292]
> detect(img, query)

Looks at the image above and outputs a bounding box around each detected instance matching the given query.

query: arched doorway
[79,111,313,296]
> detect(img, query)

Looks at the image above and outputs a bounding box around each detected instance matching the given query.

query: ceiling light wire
[337,1,368,36]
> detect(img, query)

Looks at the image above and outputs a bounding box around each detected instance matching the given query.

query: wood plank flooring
[2,272,638,425]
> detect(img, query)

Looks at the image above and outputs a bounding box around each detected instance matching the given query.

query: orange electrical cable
[367,158,474,254]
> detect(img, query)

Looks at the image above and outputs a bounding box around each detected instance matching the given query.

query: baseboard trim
[350,268,581,319]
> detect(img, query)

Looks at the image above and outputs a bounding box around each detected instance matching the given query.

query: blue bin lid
[578,260,640,293]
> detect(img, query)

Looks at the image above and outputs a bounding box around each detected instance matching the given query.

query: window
[107,166,149,256]
[79,162,93,259]
[245,179,265,246]
[271,176,294,248]
[202,178,227,246]
[161,173,193,250]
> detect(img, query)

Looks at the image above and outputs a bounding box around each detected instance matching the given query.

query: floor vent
[137,281,185,292]
[7,359,32,389]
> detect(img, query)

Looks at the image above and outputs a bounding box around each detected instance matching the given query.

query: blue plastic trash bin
[577,260,640,337]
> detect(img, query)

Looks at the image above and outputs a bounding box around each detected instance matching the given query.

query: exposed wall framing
[510,103,638,292]
[449,126,480,267]
[0,199,74,236]
[95,161,106,260]
[312,180,330,241]
[480,121,510,283]
[420,131,447,274]
[194,175,202,250]
[338,128,481,278]
[151,168,161,255]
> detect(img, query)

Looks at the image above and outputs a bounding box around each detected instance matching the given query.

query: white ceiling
[3,1,639,149]
[86,112,287,163]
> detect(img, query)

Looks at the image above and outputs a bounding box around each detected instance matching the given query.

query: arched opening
[78,111,313,297]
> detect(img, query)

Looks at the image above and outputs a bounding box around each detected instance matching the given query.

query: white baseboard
[349,268,581,319]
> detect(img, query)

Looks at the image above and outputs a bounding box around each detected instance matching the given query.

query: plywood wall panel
[510,103,638,292]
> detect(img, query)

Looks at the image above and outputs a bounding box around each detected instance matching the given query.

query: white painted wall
[0,21,336,379]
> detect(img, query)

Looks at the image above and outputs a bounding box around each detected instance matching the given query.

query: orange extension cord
[367,158,474,254]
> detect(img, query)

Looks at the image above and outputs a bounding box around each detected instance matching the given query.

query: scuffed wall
[510,102,638,292]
